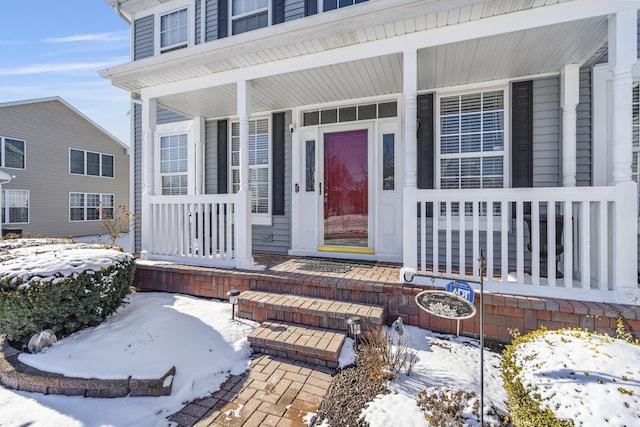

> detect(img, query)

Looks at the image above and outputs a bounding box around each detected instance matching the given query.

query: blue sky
[0,1,131,144]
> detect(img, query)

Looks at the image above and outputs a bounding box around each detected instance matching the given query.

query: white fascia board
[141,0,636,100]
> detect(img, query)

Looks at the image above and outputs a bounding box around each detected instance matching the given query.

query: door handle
[319,182,322,195]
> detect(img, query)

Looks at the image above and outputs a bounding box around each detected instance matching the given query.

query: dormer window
[232,0,269,35]
[160,7,188,52]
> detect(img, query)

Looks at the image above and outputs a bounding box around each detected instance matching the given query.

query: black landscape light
[227,286,240,320]
[347,315,362,346]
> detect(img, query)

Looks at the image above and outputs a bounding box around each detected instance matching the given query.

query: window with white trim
[1,190,29,224]
[160,134,188,195]
[231,118,270,216]
[0,136,25,169]
[438,90,505,190]
[69,193,114,222]
[632,82,639,213]
[231,0,268,35]
[70,149,114,177]
[160,7,188,52]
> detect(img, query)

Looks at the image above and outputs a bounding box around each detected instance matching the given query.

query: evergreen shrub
[0,251,134,348]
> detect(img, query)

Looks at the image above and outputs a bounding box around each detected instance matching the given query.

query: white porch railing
[410,183,638,303]
[147,194,237,267]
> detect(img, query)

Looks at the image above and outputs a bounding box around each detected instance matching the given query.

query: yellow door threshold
[317,246,374,255]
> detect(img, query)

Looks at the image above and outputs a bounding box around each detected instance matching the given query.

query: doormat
[293,258,375,274]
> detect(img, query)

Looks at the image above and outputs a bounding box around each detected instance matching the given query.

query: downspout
[114,0,131,25]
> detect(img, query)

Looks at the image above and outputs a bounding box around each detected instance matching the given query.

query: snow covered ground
[0,293,257,426]
[74,233,131,253]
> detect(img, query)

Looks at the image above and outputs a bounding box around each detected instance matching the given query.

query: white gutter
[114,0,131,25]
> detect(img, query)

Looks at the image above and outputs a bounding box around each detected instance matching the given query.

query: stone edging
[0,338,174,397]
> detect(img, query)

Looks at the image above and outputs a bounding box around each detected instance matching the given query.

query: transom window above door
[438,90,505,190]
[302,100,397,126]
[232,0,268,35]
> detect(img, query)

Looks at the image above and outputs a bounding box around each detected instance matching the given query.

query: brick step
[248,321,346,368]
[238,290,385,332]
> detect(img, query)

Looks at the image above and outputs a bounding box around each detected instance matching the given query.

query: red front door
[323,129,368,248]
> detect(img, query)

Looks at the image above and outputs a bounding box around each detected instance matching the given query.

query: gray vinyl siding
[285,0,305,21]
[204,115,291,254]
[205,120,218,194]
[133,103,142,253]
[0,100,129,238]
[157,107,190,124]
[205,0,219,42]
[576,67,592,186]
[532,77,560,188]
[252,110,292,254]
[133,15,154,60]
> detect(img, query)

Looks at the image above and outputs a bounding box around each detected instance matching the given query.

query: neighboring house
[0,97,129,238]
[101,0,640,305]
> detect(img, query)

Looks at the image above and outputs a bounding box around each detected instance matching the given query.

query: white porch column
[140,97,157,260]
[235,80,255,269]
[609,10,636,184]
[609,10,638,303]
[561,64,579,187]
[401,49,418,276]
[193,116,205,195]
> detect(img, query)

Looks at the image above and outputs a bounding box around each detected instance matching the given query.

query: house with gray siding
[101,0,640,306]
[0,97,129,239]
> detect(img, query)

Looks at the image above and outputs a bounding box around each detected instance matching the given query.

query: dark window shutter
[511,81,533,188]
[217,119,228,194]
[304,0,317,16]
[273,0,285,24]
[217,0,228,39]
[417,93,434,190]
[272,112,286,215]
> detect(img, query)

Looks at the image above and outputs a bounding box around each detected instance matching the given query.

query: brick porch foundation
[133,258,640,344]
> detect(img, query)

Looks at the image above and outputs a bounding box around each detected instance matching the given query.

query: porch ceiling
[155,16,607,118]
[418,17,608,90]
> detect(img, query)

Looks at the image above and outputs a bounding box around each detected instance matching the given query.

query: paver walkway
[169,354,333,427]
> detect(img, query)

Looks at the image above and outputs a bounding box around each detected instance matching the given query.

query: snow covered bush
[0,239,134,348]
[502,327,573,427]
[502,326,640,426]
